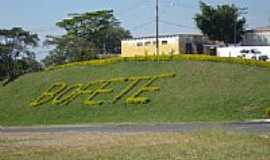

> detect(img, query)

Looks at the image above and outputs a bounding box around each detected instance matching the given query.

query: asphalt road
[1,122,270,134]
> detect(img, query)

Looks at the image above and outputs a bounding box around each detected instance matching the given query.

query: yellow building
[121,34,207,57]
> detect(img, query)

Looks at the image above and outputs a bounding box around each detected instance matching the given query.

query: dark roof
[123,33,204,41]
[246,26,270,33]
[255,26,270,31]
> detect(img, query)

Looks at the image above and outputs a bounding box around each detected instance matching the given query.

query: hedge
[30,73,176,107]
[46,54,270,71]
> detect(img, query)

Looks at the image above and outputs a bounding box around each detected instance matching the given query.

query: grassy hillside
[1,58,270,126]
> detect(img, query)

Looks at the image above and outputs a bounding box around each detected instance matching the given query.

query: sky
[0,0,269,60]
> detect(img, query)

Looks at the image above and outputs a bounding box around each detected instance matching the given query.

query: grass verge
[1,130,270,160]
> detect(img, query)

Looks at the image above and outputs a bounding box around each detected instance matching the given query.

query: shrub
[30,82,67,107]
[266,108,270,118]
[126,77,160,105]
[45,54,270,71]
[52,84,83,105]
[112,79,140,104]
[126,97,150,104]
[30,73,176,107]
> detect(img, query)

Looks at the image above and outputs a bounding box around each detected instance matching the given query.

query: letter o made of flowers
[53,84,83,105]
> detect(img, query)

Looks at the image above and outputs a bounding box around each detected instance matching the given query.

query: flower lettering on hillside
[30,73,176,107]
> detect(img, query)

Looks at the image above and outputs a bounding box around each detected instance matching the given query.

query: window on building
[136,42,143,47]
[145,41,151,46]
[161,40,168,45]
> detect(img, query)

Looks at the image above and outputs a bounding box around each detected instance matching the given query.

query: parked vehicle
[239,49,269,61]
[217,46,270,61]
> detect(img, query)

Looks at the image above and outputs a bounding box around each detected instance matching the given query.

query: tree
[194,1,246,44]
[0,45,9,80]
[43,35,97,66]
[0,27,40,84]
[43,10,132,66]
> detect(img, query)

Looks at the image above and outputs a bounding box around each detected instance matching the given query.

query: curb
[1,121,269,130]
[241,119,270,124]
[248,119,270,122]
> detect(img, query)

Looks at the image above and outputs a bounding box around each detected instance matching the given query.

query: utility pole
[234,17,237,46]
[156,0,159,59]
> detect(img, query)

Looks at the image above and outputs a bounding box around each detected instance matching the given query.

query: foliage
[1,60,270,125]
[30,73,176,107]
[46,54,270,71]
[0,27,40,84]
[52,83,83,105]
[46,57,123,70]
[16,57,43,73]
[112,78,140,104]
[30,82,68,107]
[43,35,97,66]
[194,2,246,44]
[43,10,131,67]
[127,73,176,104]
[266,108,270,118]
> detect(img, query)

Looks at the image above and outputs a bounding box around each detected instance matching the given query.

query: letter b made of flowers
[31,83,68,107]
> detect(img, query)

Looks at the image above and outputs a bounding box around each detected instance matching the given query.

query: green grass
[1,60,270,126]
[1,131,270,160]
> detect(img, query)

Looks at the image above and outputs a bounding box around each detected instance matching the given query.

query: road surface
[1,122,270,133]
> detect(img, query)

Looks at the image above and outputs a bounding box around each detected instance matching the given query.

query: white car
[239,49,269,61]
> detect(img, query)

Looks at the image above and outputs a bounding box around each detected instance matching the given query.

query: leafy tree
[44,10,132,66]
[16,57,43,74]
[194,1,246,44]
[0,27,40,84]
[43,35,97,66]
[0,45,9,79]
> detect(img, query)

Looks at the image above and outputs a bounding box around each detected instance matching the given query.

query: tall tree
[0,27,40,84]
[43,10,132,66]
[194,2,246,44]
[43,35,97,66]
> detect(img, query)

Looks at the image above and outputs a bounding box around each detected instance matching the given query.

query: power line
[130,20,155,31]
[159,0,198,13]
[159,19,197,30]
[116,0,152,17]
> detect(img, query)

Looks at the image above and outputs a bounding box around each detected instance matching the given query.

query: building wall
[242,31,270,46]
[121,35,208,57]
[121,36,180,57]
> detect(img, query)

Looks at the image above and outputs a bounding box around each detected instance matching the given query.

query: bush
[266,108,270,118]
[45,54,270,71]
[30,72,176,107]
